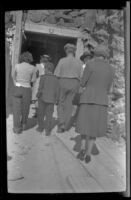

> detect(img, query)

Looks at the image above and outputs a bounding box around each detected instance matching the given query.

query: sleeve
[54,59,62,77]
[12,64,18,84]
[79,61,84,79]
[37,75,45,98]
[80,63,93,87]
[31,67,37,83]
[55,78,60,103]
[107,66,115,94]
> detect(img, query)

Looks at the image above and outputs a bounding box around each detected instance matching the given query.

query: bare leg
[77,135,86,160]
[86,137,96,156]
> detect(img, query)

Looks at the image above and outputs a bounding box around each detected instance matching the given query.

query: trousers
[37,99,54,131]
[57,78,79,128]
[13,86,31,130]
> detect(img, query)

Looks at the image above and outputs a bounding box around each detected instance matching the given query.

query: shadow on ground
[25,117,37,130]
[25,117,58,132]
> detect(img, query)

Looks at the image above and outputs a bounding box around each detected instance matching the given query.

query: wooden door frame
[12,17,84,76]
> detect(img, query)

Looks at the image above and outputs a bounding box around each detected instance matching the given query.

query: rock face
[26,10,96,30]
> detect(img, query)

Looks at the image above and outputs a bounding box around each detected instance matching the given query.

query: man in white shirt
[54,43,83,132]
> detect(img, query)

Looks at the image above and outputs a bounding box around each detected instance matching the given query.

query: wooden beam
[11,11,23,77]
[25,21,81,38]
[75,37,84,59]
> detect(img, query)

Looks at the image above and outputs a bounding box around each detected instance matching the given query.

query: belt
[59,77,79,80]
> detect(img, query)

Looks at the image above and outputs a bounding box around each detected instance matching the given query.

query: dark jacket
[37,74,60,104]
[80,58,115,106]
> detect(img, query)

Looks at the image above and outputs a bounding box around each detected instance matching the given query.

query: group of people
[12,43,114,164]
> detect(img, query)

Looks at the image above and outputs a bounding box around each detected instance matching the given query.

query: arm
[55,79,60,104]
[12,64,18,85]
[31,67,37,83]
[54,59,62,77]
[107,67,115,94]
[80,63,93,87]
[36,76,45,98]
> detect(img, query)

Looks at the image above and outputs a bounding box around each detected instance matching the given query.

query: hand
[79,87,84,94]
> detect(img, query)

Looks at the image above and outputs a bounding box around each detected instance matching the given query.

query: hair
[19,51,33,64]
[45,62,55,73]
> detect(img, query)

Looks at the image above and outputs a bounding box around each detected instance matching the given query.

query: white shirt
[15,62,36,88]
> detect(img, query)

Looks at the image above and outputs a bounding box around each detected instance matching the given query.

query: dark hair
[19,51,33,64]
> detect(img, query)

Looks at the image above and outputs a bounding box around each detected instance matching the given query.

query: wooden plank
[56,133,125,192]
[25,21,80,38]
[93,143,126,183]
[96,138,126,171]
[11,11,23,77]
[76,37,84,59]
[67,175,103,193]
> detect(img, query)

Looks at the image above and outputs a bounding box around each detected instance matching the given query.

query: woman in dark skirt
[76,46,114,163]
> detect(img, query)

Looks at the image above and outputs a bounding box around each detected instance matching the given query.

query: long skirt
[76,103,108,137]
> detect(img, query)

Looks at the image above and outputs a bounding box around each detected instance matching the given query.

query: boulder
[46,14,57,24]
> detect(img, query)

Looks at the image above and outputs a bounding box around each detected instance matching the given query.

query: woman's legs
[21,88,32,129]
[77,135,86,160]
[85,137,96,156]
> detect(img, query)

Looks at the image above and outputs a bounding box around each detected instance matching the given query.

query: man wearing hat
[54,43,83,132]
[75,45,115,163]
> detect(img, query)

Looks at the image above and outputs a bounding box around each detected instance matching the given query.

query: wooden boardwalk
[7,104,126,193]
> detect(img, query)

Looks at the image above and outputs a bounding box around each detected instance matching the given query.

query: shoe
[36,127,43,133]
[13,128,22,134]
[76,150,86,161]
[85,155,91,163]
[45,130,51,136]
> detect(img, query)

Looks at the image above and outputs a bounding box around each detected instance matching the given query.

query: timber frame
[12,11,84,76]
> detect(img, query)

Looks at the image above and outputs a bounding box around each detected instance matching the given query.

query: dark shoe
[45,130,51,136]
[85,155,91,163]
[36,127,43,133]
[76,150,86,161]
[13,128,22,134]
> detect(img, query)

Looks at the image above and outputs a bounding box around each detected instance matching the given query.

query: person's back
[39,74,59,104]
[15,62,35,84]
[80,58,114,105]
[55,56,82,79]
[87,59,114,91]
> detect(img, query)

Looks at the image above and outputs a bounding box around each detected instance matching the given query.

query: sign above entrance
[25,22,81,38]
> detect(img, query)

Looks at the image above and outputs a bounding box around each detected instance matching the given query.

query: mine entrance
[21,31,77,67]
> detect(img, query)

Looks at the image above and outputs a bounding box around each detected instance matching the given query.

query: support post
[11,11,23,77]
[75,37,84,59]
